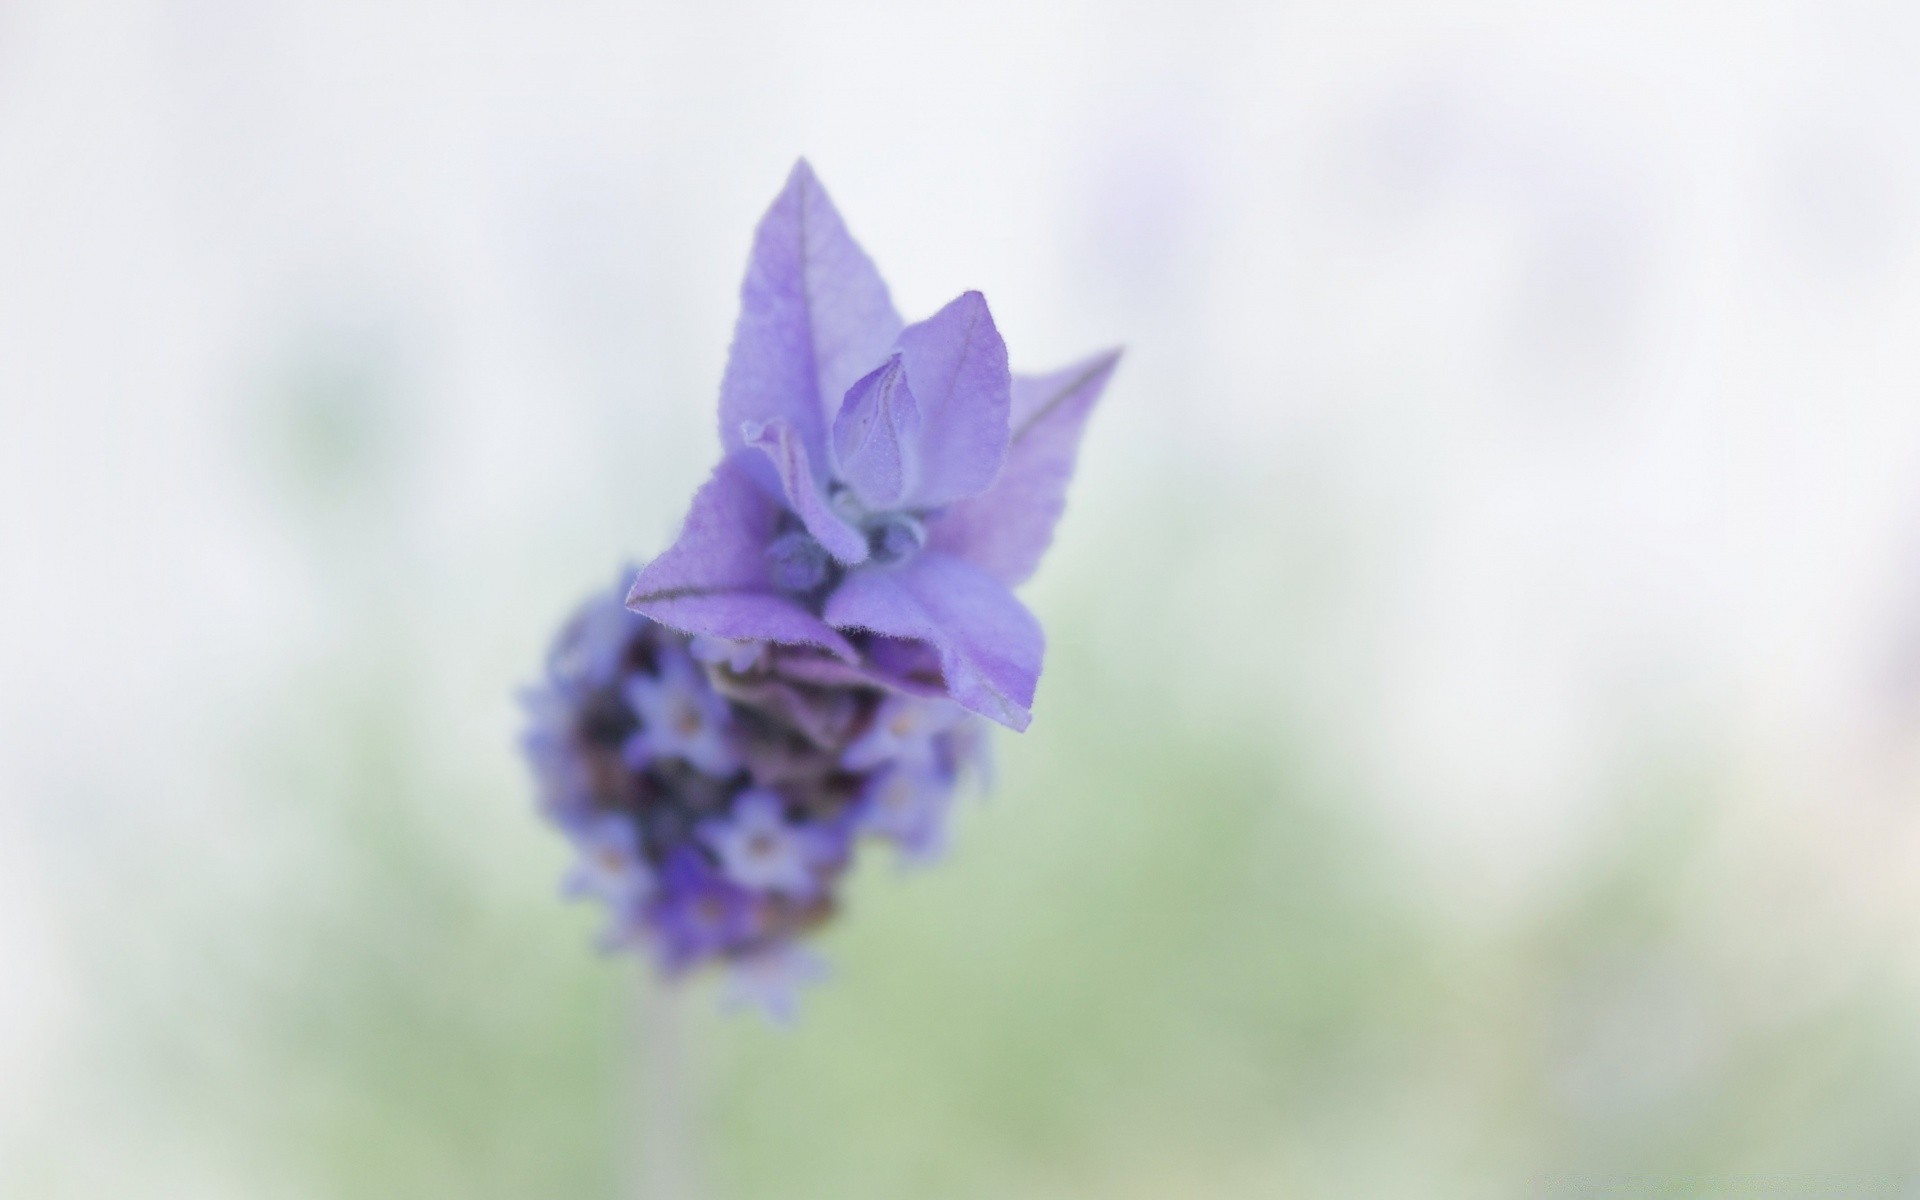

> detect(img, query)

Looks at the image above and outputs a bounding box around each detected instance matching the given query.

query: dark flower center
[866,513,925,565]
[766,529,832,593]
[765,496,924,600]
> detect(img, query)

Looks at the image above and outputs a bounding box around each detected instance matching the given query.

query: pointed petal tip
[990,701,1033,733]
[821,553,1040,730]
[624,563,660,610]
[1074,346,1124,393]
[1060,346,1124,381]
[1011,346,1123,393]
[918,289,994,328]
[780,157,839,212]
[623,591,665,619]
[944,676,1033,731]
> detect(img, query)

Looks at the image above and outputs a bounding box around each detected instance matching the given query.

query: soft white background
[6,1,1920,1193]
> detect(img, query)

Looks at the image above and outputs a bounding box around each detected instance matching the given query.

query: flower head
[524,165,1113,1017]
[626,160,1119,731]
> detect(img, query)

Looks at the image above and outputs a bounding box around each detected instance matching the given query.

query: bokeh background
[8,1,1920,1195]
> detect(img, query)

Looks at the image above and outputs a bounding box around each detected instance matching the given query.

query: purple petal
[742,417,869,564]
[831,354,921,511]
[893,291,1011,507]
[765,643,951,699]
[720,944,831,1025]
[928,349,1119,586]
[627,453,857,660]
[822,552,1042,730]
[719,160,903,464]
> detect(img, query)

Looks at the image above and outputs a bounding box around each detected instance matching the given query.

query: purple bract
[627,160,1118,731]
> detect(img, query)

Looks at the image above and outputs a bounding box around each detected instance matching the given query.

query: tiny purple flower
[855,761,957,864]
[842,694,967,772]
[622,644,741,776]
[562,810,652,909]
[702,789,834,896]
[646,847,762,972]
[548,585,641,691]
[720,944,832,1025]
[626,160,1119,732]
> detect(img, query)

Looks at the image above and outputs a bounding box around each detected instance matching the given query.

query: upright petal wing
[718,160,904,462]
[893,292,1011,507]
[627,453,857,660]
[822,552,1042,730]
[831,354,921,511]
[742,417,869,565]
[928,350,1119,586]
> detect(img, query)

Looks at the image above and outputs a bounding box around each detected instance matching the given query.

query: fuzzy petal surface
[822,551,1042,730]
[743,417,869,564]
[627,453,856,659]
[831,354,921,511]
[894,291,1011,507]
[929,349,1119,585]
[719,160,903,464]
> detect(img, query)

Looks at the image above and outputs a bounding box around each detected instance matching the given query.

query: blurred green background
[8,2,1920,1196]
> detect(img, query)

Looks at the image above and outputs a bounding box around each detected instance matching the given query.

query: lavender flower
[523,164,1114,1016]
[522,576,982,1015]
[627,160,1119,731]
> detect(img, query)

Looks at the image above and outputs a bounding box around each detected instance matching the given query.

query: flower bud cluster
[522,577,978,986]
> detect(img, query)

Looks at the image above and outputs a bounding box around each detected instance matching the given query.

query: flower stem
[629,972,700,1200]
